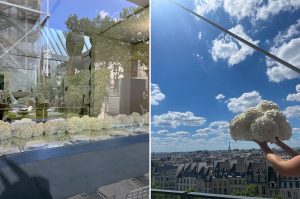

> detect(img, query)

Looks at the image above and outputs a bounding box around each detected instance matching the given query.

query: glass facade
[0,0,149,155]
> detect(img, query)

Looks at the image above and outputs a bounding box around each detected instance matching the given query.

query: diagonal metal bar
[0,16,49,59]
[167,0,300,74]
[0,1,48,16]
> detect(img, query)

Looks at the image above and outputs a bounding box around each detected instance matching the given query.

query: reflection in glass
[0,0,149,155]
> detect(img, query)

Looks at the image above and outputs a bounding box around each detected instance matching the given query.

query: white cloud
[286,84,300,102]
[209,120,229,129]
[193,0,300,22]
[266,38,300,82]
[196,127,216,136]
[227,91,262,113]
[223,0,260,20]
[193,0,223,16]
[283,105,300,119]
[256,0,300,20]
[155,129,189,137]
[215,93,225,101]
[99,10,109,19]
[156,129,169,135]
[293,128,300,134]
[196,120,229,137]
[169,131,190,137]
[152,111,206,128]
[211,25,260,66]
[274,19,300,46]
[151,84,165,105]
[198,32,202,40]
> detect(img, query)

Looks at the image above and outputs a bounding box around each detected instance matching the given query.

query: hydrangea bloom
[230,100,292,143]
[11,118,36,138]
[44,118,66,135]
[0,121,12,140]
[67,117,85,134]
[33,122,45,137]
[131,112,143,126]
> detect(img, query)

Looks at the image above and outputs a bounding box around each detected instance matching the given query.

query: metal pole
[167,0,300,74]
[0,1,48,16]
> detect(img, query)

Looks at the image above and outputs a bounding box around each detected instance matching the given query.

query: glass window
[0,0,148,154]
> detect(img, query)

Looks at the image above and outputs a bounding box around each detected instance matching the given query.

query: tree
[233,184,258,197]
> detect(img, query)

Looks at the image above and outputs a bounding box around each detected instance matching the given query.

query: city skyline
[151,0,300,152]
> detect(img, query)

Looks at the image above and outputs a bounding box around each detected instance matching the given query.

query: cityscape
[151,143,300,199]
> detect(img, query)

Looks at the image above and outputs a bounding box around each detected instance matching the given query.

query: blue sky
[151,0,300,152]
[41,0,137,31]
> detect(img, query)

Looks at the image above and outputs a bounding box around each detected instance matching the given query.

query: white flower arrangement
[33,122,45,137]
[11,118,35,139]
[67,117,85,134]
[230,100,292,143]
[101,114,114,129]
[44,118,67,135]
[131,112,143,126]
[89,117,104,131]
[114,114,131,127]
[0,120,12,140]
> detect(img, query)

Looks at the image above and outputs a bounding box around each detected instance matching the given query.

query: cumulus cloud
[193,0,223,16]
[286,84,300,102]
[211,25,259,66]
[193,0,300,22]
[256,0,300,20]
[156,129,169,135]
[223,0,260,20]
[151,84,166,105]
[283,105,300,119]
[152,111,206,128]
[227,91,262,113]
[266,38,300,82]
[196,121,229,137]
[99,10,109,19]
[274,19,300,46]
[293,128,300,134]
[209,120,229,129]
[215,93,225,101]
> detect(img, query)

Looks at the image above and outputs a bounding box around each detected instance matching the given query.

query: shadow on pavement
[0,157,52,199]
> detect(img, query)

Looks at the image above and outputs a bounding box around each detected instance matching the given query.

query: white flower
[44,118,66,135]
[230,100,292,143]
[131,112,143,126]
[33,122,45,137]
[0,121,12,140]
[67,117,85,134]
[11,118,35,138]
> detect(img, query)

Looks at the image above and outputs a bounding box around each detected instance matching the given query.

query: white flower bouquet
[230,100,292,143]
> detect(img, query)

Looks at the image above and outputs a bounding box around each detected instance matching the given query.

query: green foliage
[90,68,110,116]
[64,70,90,114]
[186,187,196,192]
[65,13,116,37]
[119,7,140,19]
[272,194,283,199]
[233,184,258,197]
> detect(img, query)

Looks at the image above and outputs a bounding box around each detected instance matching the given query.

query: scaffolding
[0,0,49,91]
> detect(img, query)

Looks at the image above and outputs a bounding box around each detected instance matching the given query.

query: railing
[151,189,273,199]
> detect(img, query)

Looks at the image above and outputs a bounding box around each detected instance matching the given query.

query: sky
[41,0,137,31]
[151,0,300,152]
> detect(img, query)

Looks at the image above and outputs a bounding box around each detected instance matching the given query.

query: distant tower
[228,141,231,151]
